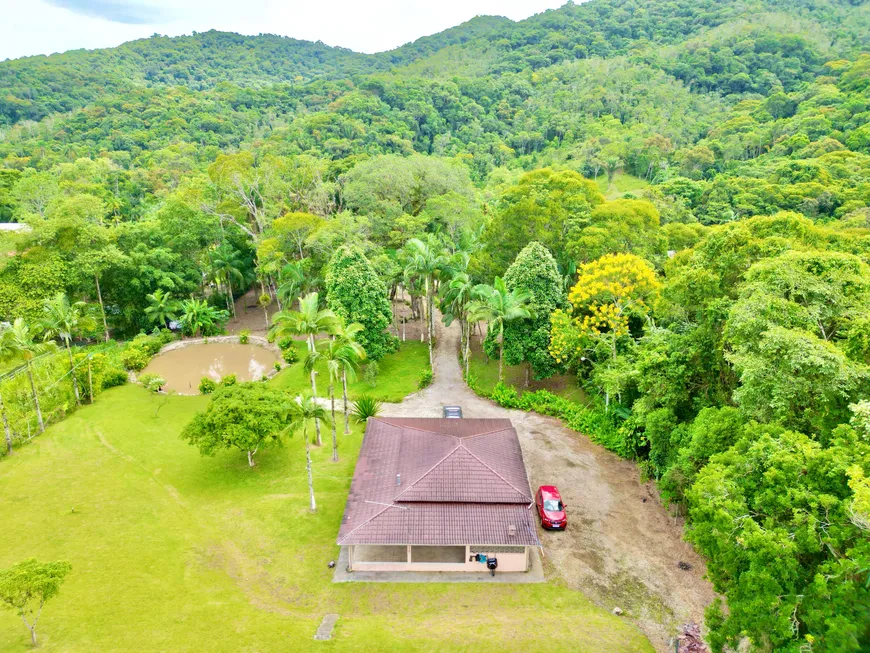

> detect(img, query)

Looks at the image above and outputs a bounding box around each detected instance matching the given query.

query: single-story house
[337,417,540,573]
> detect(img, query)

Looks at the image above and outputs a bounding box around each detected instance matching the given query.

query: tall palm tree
[467,277,534,383]
[289,394,330,513]
[333,321,366,436]
[269,292,338,445]
[7,318,56,433]
[144,289,181,328]
[403,236,449,368]
[311,333,364,461]
[207,244,246,317]
[39,293,96,407]
[441,270,476,379]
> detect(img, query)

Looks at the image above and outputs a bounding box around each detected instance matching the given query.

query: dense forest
[1,0,869,650]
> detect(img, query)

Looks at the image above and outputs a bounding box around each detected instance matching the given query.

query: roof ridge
[459,444,531,501]
[337,503,405,545]
[458,426,515,440]
[375,418,460,438]
[394,443,463,500]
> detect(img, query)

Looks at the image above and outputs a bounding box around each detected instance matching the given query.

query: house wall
[348,545,529,573]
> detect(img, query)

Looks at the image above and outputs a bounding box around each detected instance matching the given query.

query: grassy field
[0,384,652,652]
[468,342,589,405]
[271,340,429,403]
[595,172,650,200]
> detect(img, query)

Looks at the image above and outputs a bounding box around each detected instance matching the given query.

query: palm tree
[207,244,246,317]
[311,333,364,461]
[269,292,338,445]
[289,394,330,513]
[403,236,449,368]
[179,299,228,338]
[467,277,534,383]
[7,318,56,433]
[333,321,366,436]
[144,289,181,328]
[39,292,96,406]
[276,261,306,308]
[441,270,476,379]
[0,326,17,453]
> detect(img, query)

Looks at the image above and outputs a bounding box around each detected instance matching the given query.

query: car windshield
[543,499,563,512]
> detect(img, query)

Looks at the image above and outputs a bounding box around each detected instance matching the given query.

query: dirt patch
[381,311,715,652]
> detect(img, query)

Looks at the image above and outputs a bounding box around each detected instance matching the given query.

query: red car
[535,485,567,530]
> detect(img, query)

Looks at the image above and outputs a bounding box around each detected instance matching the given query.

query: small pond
[143,342,280,394]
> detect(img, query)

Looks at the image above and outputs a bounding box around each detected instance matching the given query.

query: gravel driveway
[381,313,715,652]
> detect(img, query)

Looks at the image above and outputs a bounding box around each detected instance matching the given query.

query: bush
[138,373,165,393]
[364,361,379,387]
[276,336,294,350]
[352,396,382,422]
[101,367,129,389]
[418,369,433,390]
[273,361,282,372]
[131,334,163,356]
[238,329,250,345]
[199,377,217,394]
[220,374,237,387]
[281,345,298,364]
[121,346,151,371]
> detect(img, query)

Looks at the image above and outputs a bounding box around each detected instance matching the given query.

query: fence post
[88,357,93,404]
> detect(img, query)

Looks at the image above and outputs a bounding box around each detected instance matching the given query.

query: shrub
[418,369,433,390]
[199,377,217,395]
[364,361,379,387]
[352,396,382,422]
[131,334,163,356]
[491,382,520,407]
[120,346,151,371]
[238,329,250,345]
[273,362,282,372]
[281,345,298,364]
[220,374,237,387]
[276,336,294,350]
[139,373,165,393]
[101,367,129,389]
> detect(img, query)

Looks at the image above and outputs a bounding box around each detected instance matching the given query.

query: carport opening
[354,545,408,563]
[410,545,466,563]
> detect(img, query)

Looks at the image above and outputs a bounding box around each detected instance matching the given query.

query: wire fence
[0,343,127,456]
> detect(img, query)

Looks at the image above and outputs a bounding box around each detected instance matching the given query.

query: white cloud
[0,0,570,60]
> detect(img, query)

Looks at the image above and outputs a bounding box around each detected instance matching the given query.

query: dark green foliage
[501,242,566,380]
[280,345,299,364]
[351,395,382,422]
[418,369,432,389]
[180,382,292,465]
[325,247,396,361]
[198,377,217,395]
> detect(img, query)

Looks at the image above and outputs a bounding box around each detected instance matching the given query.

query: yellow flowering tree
[550,252,661,365]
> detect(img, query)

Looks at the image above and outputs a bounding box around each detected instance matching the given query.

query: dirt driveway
[383,314,715,652]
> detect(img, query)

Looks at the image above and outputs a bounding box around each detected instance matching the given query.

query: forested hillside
[0,0,869,650]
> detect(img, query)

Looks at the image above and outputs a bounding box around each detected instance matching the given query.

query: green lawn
[271,340,429,403]
[0,384,652,652]
[468,343,589,405]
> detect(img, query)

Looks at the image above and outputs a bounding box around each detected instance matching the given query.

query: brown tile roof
[337,418,540,547]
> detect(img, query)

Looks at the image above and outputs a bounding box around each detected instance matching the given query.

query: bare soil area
[383,312,715,652]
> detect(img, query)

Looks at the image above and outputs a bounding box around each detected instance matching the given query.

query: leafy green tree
[500,242,566,384]
[289,394,330,512]
[205,243,246,316]
[326,246,396,362]
[567,199,666,263]
[180,382,292,467]
[478,168,604,276]
[440,269,476,379]
[467,277,534,383]
[269,292,338,445]
[144,289,181,328]
[0,558,72,647]
[39,292,96,406]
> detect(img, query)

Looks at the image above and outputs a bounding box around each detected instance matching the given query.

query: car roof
[539,485,561,498]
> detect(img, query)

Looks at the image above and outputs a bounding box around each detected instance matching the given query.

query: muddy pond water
[142,342,280,394]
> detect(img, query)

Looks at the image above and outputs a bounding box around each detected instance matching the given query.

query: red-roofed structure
[338,417,540,573]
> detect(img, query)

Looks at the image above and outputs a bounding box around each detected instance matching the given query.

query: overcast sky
[1,0,569,61]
